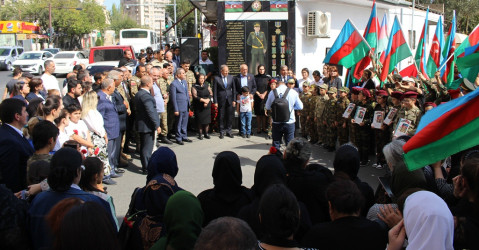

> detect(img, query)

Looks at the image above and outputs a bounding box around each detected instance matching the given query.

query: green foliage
[109,3,140,37]
[166,0,200,38]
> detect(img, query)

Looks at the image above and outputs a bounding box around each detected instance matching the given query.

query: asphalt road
[0,69,384,223]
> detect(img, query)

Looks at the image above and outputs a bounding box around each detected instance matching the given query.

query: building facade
[121,0,169,34]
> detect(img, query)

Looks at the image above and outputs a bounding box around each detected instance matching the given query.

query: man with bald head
[164,51,177,73]
[134,75,161,174]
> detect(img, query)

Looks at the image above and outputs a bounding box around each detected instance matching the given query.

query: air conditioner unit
[307,11,331,38]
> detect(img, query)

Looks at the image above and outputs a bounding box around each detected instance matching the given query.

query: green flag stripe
[338,42,370,69]
[388,43,412,72]
[404,117,479,171]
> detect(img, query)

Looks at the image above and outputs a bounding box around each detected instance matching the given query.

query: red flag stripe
[403,96,479,153]
[328,31,365,64]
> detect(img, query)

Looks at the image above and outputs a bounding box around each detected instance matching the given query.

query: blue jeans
[240,112,252,135]
[272,122,295,151]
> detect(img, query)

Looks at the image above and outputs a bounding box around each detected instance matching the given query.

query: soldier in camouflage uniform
[181,60,197,102]
[307,85,319,143]
[336,86,350,146]
[315,84,329,145]
[163,63,176,138]
[324,87,338,151]
[352,88,374,166]
[388,91,402,136]
[299,81,312,139]
[372,90,391,169]
[393,91,422,137]
[157,68,174,144]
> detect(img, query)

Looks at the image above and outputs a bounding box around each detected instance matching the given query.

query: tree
[109,3,140,37]
[166,0,200,38]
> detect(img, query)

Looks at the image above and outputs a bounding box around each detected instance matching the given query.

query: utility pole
[174,0,177,42]
[49,3,52,45]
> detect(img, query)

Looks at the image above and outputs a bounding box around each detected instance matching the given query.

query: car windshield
[18,53,42,60]
[93,49,123,62]
[86,65,115,75]
[0,49,11,56]
[44,48,59,54]
[54,53,75,59]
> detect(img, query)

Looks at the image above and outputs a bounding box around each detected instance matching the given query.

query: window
[93,49,124,62]
[54,53,75,59]
[11,49,16,56]
[122,30,148,39]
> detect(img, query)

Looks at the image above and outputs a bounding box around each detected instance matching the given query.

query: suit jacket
[213,74,235,105]
[97,91,120,140]
[170,78,190,112]
[112,89,127,131]
[234,73,257,95]
[276,75,293,84]
[0,124,34,192]
[134,88,161,133]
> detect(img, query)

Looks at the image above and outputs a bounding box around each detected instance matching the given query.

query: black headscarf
[212,151,243,201]
[333,144,360,180]
[147,147,179,183]
[252,155,287,197]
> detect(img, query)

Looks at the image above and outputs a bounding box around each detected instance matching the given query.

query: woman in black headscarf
[254,64,271,133]
[238,155,312,241]
[197,151,254,226]
[120,147,182,250]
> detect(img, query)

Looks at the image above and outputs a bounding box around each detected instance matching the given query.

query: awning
[189,0,218,23]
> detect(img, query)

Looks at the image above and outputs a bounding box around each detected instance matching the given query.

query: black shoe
[247,134,251,138]
[198,135,204,140]
[161,138,174,144]
[176,140,184,145]
[110,172,123,178]
[242,134,246,138]
[266,135,272,140]
[219,134,224,139]
[227,133,234,138]
[183,138,193,143]
[360,161,370,167]
[204,134,210,139]
[103,178,117,185]
[141,169,148,175]
[115,168,125,173]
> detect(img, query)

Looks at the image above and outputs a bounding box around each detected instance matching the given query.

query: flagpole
[438,53,455,72]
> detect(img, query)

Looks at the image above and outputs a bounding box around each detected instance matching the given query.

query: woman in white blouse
[81,90,112,179]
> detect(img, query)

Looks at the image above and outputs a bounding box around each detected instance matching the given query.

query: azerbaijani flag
[455,24,479,71]
[377,14,389,61]
[379,16,413,82]
[426,16,444,78]
[323,19,371,69]
[225,1,243,12]
[441,11,456,84]
[352,0,379,80]
[399,63,418,78]
[270,1,288,12]
[403,88,479,170]
[414,8,429,79]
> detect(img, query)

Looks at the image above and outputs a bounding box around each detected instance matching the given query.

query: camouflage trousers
[337,123,349,146]
[317,122,327,144]
[300,116,308,137]
[308,119,318,142]
[325,124,338,148]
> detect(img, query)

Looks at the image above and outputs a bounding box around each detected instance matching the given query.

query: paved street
[0,69,385,223]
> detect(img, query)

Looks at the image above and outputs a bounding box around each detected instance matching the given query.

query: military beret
[339,86,350,93]
[448,89,461,99]
[254,22,260,27]
[351,86,362,95]
[376,90,389,97]
[302,81,311,87]
[319,84,329,90]
[390,91,403,100]
[360,88,371,98]
[287,79,296,84]
[424,102,437,108]
[328,87,337,94]
[400,91,419,100]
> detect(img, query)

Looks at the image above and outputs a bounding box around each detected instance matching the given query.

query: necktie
[223,77,227,88]
[123,83,131,100]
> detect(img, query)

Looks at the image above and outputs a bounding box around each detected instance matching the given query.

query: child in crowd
[64,104,94,156]
[237,86,254,138]
[53,109,70,152]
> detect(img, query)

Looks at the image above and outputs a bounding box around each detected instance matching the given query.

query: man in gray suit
[134,75,161,174]
[170,68,191,145]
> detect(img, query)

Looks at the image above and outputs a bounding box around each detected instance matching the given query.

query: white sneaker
[375,164,384,170]
[372,163,379,168]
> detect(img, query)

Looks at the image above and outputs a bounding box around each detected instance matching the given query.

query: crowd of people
[0,44,478,250]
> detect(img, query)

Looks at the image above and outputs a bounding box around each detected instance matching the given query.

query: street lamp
[48,3,83,45]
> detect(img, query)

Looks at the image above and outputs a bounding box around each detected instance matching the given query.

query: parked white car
[53,51,89,75]
[0,46,24,71]
[12,51,54,75]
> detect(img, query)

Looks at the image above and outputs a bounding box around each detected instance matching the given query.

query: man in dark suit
[170,68,192,145]
[234,64,257,135]
[276,65,293,84]
[97,78,122,180]
[0,98,34,192]
[108,70,129,170]
[134,75,161,173]
[213,65,236,139]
